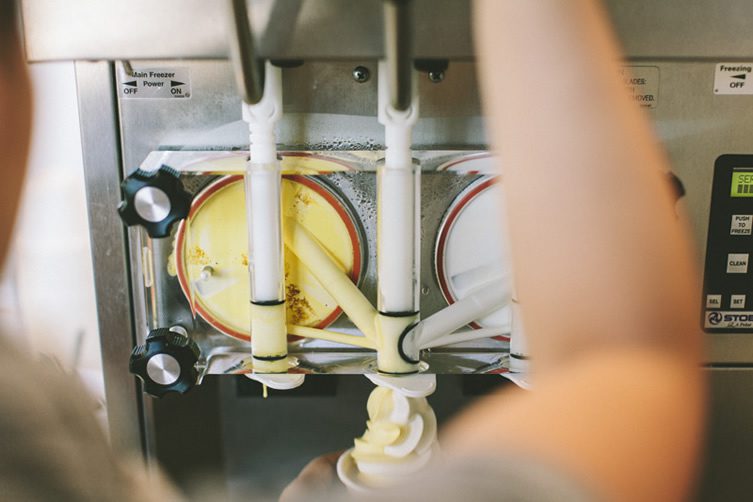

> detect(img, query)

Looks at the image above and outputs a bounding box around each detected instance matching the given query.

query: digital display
[731,171,753,197]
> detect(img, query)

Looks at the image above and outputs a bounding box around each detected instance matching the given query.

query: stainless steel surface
[130,151,509,375]
[22,0,229,61]
[23,0,753,62]
[75,62,148,454]
[608,2,753,60]
[146,354,181,385]
[134,186,170,222]
[644,62,753,364]
[112,58,753,365]
[116,60,484,169]
[698,368,753,501]
[227,0,266,104]
[21,0,470,61]
[384,0,413,111]
[150,235,191,329]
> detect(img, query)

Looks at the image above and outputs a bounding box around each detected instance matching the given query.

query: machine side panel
[75,61,149,455]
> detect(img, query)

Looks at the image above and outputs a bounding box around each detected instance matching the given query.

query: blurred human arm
[0,0,31,267]
[0,3,182,500]
[442,1,705,501]
[279,451,342,502]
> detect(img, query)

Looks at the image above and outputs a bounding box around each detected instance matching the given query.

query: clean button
[727,253,749,273]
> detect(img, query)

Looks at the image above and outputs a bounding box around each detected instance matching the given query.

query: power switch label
[118,67,191,100]
[714,63,753,95]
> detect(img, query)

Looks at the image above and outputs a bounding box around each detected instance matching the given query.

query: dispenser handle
[383,0,414,112]
[227,0,265,105]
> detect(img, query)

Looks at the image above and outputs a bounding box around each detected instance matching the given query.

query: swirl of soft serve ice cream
[337,385,439,491]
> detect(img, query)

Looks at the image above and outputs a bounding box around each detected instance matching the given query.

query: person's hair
[0,0,18,62]
[1,1,17,37]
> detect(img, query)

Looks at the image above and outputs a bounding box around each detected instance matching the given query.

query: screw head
[428,71,445,83]
[352,66,370,83]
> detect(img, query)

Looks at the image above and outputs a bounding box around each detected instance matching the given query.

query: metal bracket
[227,0,266,104]
[383,0,414,111]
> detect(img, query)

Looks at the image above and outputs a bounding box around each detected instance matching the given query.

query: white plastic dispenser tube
[245,168,283,302]
[283,219,378,341]
[242,63,288,371]
[421,328,506,350]
[411,274,512,350]
[376,60,420,374]
[509,297,530,373]
[377,168,419,312]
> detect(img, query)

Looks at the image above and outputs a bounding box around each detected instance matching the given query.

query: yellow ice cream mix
[171,174,361,341]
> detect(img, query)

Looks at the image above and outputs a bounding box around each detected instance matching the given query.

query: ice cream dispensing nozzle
[129,327,200,398]
[117,165,192,238]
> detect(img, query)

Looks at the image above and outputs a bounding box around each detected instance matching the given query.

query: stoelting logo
[707,312,753,326]
[708,312,723,326]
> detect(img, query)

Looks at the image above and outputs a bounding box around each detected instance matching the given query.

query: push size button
[727,253,749,273]
[731,215,753,235]
[731,295,747,309]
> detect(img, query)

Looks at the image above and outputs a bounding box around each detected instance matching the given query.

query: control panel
[703,155,753,332]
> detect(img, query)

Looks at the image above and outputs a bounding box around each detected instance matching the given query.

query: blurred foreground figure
[288,1,705,500]
[0,0,703,501]
[0,2,180,500]
[449,1,704,500]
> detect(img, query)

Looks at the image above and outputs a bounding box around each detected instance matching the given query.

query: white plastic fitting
[411,275,512,350]
[366,373,436,398]
[376,60,420,314]
[242,63,282,165]
[245,373,305,391]
[242,62,288,365]
[374,61,421,374]
[509,297,530,374]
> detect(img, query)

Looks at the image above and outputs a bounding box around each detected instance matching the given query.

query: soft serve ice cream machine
[115,2,518,486]
[20,0,753,497]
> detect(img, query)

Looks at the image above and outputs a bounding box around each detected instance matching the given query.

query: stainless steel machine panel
[22,0,753,61]
[127,154,510,377]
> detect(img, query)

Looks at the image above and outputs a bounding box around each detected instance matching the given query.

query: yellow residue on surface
[177,176,356,338]
[286,282,314,325]
[294,189,314,207]
[280,155,350,175]
[187,245,211,266]
[167,251,178,277]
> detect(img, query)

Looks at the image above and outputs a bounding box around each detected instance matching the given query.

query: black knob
[129,328,200,398]
[118,166,191,238]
